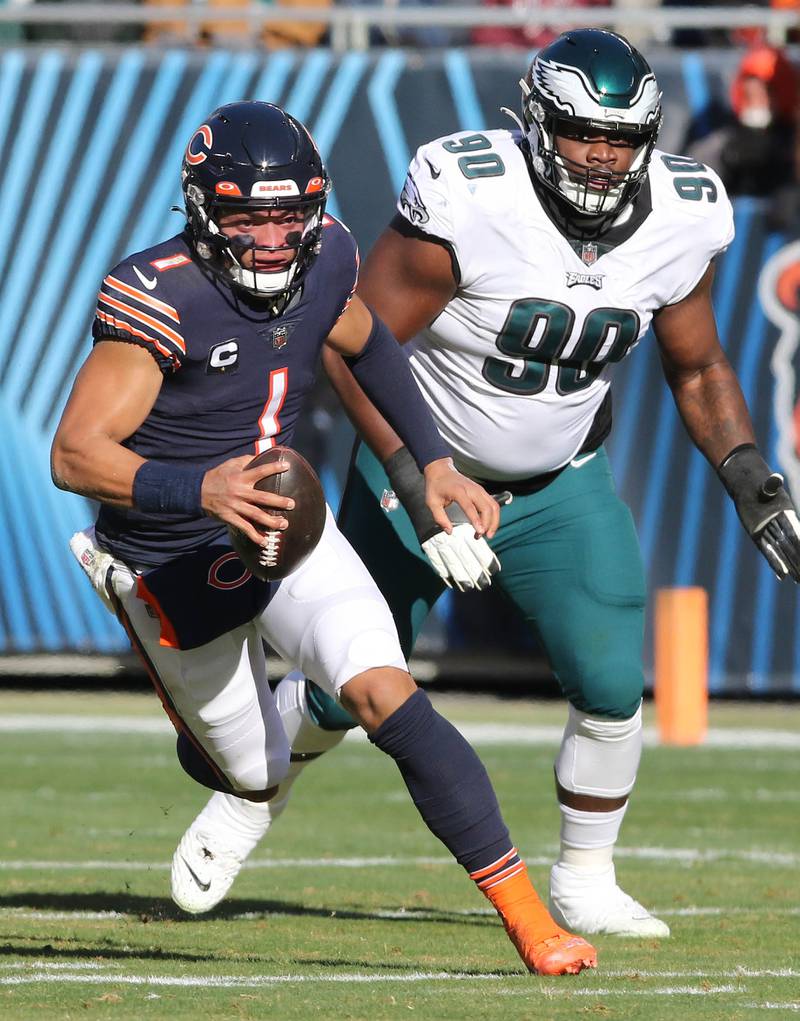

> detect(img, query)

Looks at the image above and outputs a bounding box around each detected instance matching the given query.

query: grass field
[0,690,798,1020]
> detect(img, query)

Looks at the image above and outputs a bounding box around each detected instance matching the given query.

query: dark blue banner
[3,46,797,693]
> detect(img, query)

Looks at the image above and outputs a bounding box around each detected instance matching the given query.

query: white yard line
[743,1005,800,1012]
[2,962,796,980]
[5,906,799,923]
[0,714,798,749]
[0,970,792,998]
[1,845,797,871]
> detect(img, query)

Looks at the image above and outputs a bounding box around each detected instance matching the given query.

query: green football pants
[307,443,646,729]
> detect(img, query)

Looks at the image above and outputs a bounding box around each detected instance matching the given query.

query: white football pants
[82,508,407,795]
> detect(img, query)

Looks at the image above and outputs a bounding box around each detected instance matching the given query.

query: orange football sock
[473,857,556,935]
[471,852,598,975]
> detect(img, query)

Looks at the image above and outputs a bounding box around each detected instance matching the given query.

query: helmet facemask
[523,98,658,217]
[184,181,328,307]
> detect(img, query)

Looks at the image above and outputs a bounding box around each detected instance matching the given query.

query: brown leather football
[228,446,326,581]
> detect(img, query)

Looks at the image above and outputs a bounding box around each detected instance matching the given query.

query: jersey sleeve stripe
[331,242,360,327]
[98,292,186,353]
[95,309,180,367]
[105,274,181,323]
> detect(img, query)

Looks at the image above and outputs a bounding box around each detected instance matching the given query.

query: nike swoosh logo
[181,856,211,891]
[425,157,441,180]
[570,452,598,469]
[133,265,158,290]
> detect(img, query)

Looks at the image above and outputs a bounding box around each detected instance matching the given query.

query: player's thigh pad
[257,506,408,700]
[107,560,290,794]
[497,449,646,718]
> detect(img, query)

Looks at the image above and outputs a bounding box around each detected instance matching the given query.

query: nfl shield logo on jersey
[581,242,598,267]
[760,239,800,503]
[270,325,291,350]
[380,488,400,513]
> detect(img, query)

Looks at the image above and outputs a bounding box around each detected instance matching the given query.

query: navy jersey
[94,216,358,568]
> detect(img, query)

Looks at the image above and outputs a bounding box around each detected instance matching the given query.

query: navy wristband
[344,311,451,470]
[132,460,206,516]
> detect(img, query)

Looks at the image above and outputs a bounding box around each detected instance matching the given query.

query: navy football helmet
[181,101,331,305]
[521,30,662,218]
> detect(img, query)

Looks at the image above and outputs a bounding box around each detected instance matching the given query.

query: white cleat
[549,862,671,938]
[171,824,246,915]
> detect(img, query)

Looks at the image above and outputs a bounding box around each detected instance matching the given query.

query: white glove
[422,523,501,592]
[69,527,117,614]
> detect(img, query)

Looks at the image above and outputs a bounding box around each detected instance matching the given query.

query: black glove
[717,444,800,581]
[383,446,502,591]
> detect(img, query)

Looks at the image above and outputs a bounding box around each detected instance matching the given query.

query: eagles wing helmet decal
[532,55,660,125]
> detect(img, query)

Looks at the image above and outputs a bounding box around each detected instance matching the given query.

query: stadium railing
[0,4,797,51]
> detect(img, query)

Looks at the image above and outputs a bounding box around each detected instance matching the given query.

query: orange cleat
[503,921,598,975]
[473,856,597,975]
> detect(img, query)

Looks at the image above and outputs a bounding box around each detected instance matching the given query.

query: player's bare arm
[51,342,164,504]
[360,226,458,342]
[324,290,498,540]
[653,262,756,464]
[655,262,800,579]
[51,341,294,546]
[323,227,457,463]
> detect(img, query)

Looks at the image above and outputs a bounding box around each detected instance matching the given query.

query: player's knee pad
[555,702,643,799]
[176,732,286,800]
[302,595,406,696]
[177,732,237,794]
[177,720,291,796]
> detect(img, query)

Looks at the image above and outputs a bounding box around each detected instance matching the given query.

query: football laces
[258,530,282,568]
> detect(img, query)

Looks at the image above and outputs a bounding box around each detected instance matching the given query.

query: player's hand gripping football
[718,445,800,581]
[201,455,294,546]
[384,446,502,591]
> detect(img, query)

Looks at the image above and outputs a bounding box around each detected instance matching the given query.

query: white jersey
[396,129,734,481]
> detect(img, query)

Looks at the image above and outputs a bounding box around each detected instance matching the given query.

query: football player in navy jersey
[51,101,596,976]
[174,34,800,942]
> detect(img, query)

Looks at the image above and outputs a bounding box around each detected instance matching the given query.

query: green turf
[0,692,798,1020]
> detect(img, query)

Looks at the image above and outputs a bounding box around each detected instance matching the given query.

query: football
[228,446,326,581]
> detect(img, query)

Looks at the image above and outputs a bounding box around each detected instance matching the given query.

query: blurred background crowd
[6,0,797,217]
[0,0,796,51]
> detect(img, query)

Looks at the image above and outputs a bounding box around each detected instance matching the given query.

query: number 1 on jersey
[256,367,288,452]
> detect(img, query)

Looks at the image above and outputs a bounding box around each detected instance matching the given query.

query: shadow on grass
[0,891,498,929]
[0,941,216,963]
[0,893,527,977]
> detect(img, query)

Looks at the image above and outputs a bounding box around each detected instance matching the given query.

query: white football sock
[554,702,642,870]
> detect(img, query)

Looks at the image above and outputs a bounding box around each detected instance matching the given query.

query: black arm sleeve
[343,311,451,470]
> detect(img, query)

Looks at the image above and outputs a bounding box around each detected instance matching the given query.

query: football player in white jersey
[171,32,800,938]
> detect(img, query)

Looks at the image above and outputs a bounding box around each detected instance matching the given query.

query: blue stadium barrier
[3,46,799,694]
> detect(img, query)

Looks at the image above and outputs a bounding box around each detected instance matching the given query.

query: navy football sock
[369,688,513,873]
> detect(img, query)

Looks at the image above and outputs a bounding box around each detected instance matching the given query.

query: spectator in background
[471,0,610,49]
[28,0,142,43]
[688,45,798,201]
[342,0,463,48]
[142,0,331,49]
